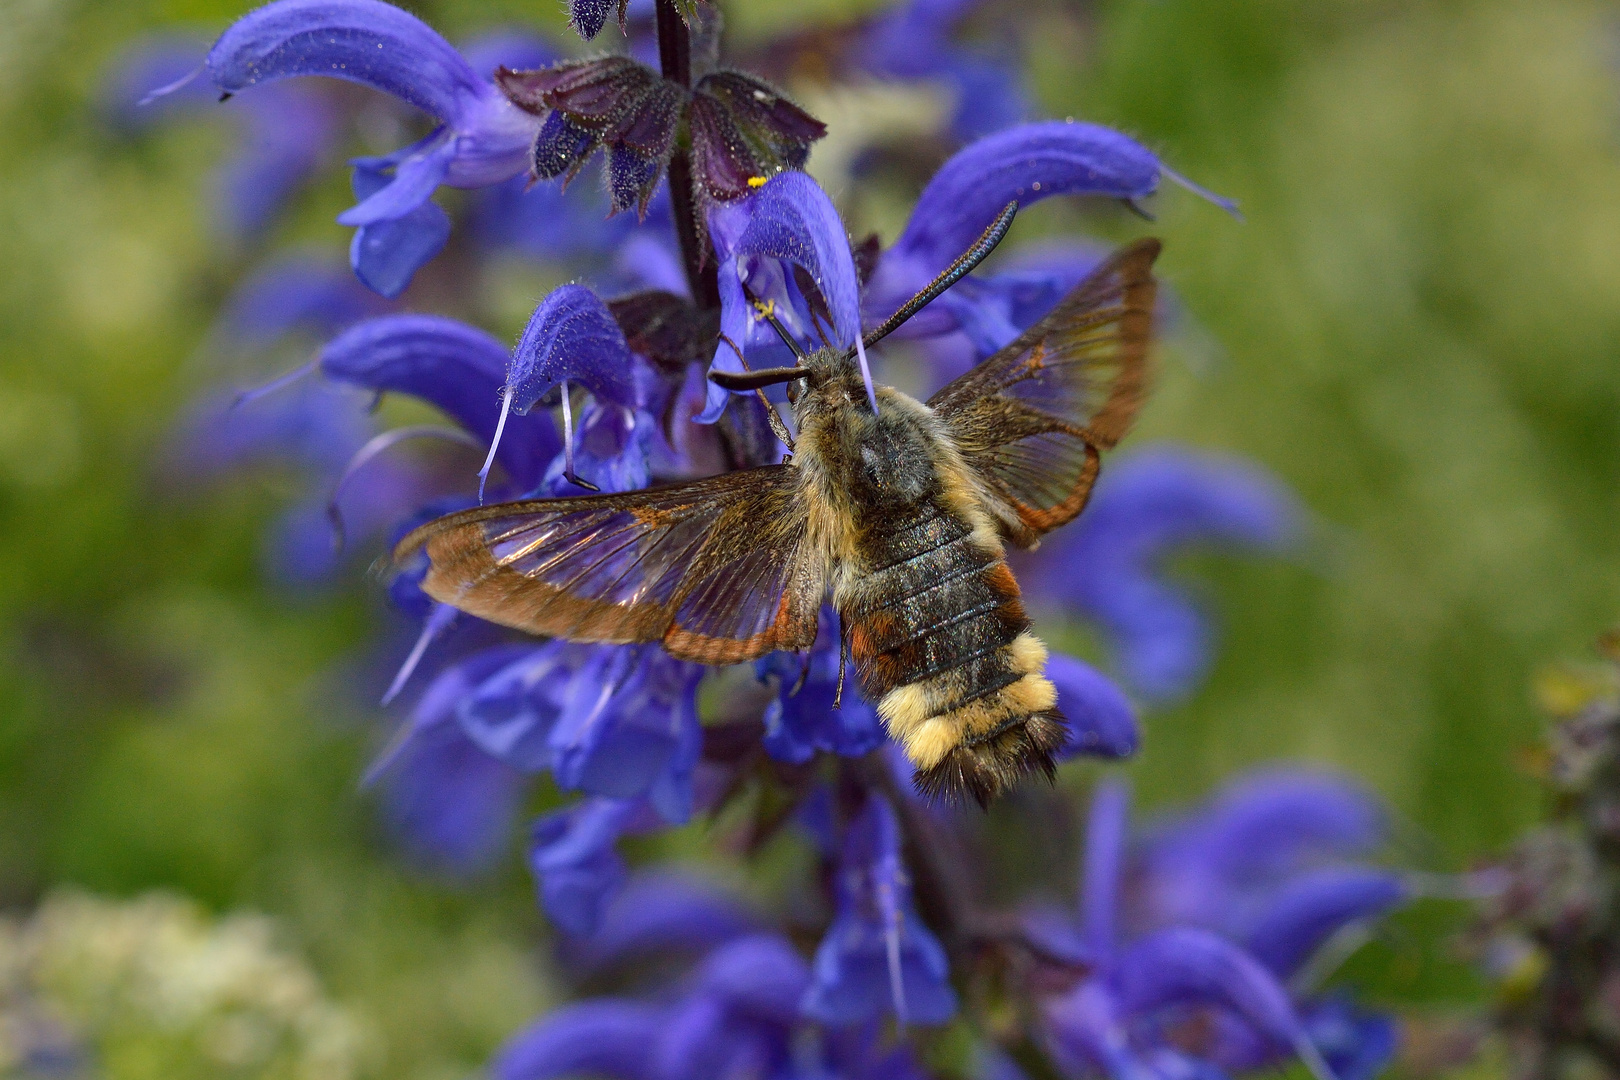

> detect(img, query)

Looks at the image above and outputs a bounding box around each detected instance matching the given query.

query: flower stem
[655,0,720,310]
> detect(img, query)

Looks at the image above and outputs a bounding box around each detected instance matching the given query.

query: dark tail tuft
[911,711,1068,809]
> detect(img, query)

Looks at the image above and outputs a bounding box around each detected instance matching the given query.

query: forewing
[395,467,821,663]
[930,238,1158,542]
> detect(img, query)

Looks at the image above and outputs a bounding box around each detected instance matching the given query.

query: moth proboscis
[395,203,1159,807]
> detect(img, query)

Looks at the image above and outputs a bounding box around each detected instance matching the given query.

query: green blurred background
[3,0,1618,1075]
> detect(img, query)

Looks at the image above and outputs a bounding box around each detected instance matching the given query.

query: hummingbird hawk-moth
[395,204,1159,806]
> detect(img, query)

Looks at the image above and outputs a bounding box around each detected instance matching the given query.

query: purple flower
[1048,652,1140,761]
[921,238,1113,364]
[458,30,645,264]
[442,636,701,932]
[196,0,543,293]
[495,1000,665,1080]
[802,795,957,1026]
[216,254,391,347]
[509,285,639,412]
[1032,775,1405,1080]
[654,933,811,1078]
[1023,445,1306,702]
[472,173,631,264]
[700,170,868,422]
[104,34,337,238]
[865,121,1236,341]
[756,612,887,764]
[366,645,533,874]
[547,645,705,817]
[453,638,704,817]
[562,872,764,974]
[1135,769,1399,955]
[529,796,640,936]
[487,282,665,496]
[495,875,933,1080]
[167,376,396,586]
[319,314,562,496]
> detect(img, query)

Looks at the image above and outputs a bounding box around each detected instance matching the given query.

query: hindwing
[929,238,1159,545]
[395,466,821,663]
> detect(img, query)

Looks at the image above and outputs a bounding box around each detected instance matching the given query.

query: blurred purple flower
[756,611,886,764]
[167,376,418,586]
[529,796,640,936]
[105,34,337,238]
[217,253,392,347]
[1048,652,1139,760]
[802,794,957,1026]
[495,1000,663,1080]
[368,645,531,874]
[448,636,703,929]
[495,875,933,1080]
[1031,775,1404,1080]
[1024,446,1306,702]
[859,0,1030,141]
[562,872,764,974]
[459,29,562,77]
[319,313,562,495]
[472,173,630,262]
[192,0,543,293]
[547,645,705,816]
[1134,770,1397,949]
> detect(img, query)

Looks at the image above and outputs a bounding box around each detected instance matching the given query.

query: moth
[395,203,1159,806]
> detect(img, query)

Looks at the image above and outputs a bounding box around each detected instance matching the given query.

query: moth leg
[763,406,795,456]
[833,615,848,710]
[718,332,796,455]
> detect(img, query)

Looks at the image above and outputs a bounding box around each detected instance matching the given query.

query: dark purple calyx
[496,59,824,229]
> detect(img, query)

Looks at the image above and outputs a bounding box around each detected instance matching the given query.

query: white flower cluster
[0,890,372,1080]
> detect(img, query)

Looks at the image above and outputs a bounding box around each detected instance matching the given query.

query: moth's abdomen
[843,506,1068,806]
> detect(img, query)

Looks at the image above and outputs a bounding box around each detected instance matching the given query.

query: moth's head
[791,346,867,411]
[707,343,870,415]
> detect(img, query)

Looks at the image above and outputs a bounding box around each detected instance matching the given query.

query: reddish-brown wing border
[930,238,1159,545]
[394,466,821,663]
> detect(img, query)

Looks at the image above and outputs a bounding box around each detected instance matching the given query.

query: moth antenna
[477,387,513,504]
[228,356,318,411]
[558,379,601,492]
[331,426,484,551]
[719,332,795,453]
[861,201,1019,350]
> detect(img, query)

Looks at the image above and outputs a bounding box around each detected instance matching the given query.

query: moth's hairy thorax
[793,384,996,577]
[791,382,1065,805]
